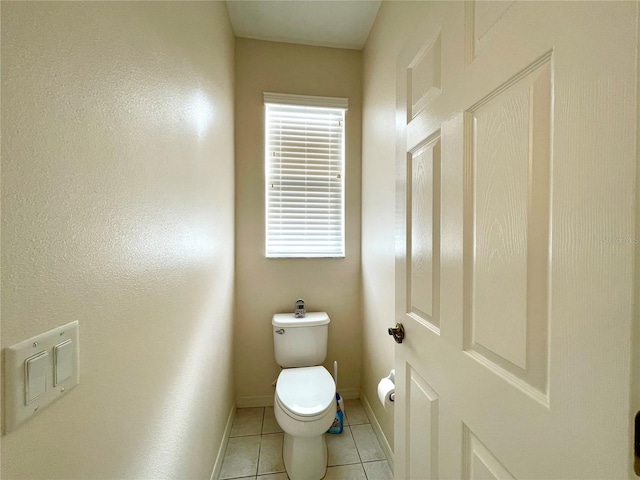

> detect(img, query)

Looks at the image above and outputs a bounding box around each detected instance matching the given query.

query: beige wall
[1,2,235,478]
[234,38,362,403]
[360,1,433,451]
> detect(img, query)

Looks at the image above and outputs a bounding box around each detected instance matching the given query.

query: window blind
[264,94,347,258]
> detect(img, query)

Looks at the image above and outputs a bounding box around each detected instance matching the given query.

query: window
[264,93,348,258]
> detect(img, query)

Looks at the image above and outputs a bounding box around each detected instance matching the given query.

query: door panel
[408,33,442,120]
[408,133,441,331]
[463,425,515,480]
[464,54,551,400]
[406,366,439,480]
[395,2,638,478]
[465,1,517,64]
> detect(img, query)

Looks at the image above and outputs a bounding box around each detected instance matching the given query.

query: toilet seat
[276,366,336,419]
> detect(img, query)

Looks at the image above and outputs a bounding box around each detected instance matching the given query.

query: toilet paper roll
[377,377,395,407]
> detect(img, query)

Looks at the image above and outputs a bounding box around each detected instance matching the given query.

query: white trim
[210,402,236,480]
[264,92,349,110]
[237,394,274,408]
[338,388,360,400]
[360,393,394,472]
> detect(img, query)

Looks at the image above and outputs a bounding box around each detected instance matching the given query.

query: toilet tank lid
[272,312,330,327]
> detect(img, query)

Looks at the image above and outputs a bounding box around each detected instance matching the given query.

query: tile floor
[220,399,393,480]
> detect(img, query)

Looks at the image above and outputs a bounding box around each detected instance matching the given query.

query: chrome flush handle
[275,329,285,335]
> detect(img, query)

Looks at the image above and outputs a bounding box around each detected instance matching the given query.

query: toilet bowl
[274,366,336,480]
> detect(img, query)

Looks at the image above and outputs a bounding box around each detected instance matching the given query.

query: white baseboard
[210,402,236,480]
[236,394,274,408]
[360,392,394,472]
[338,388,360,400]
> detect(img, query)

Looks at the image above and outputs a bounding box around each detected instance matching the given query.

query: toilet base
[282,432,327,480]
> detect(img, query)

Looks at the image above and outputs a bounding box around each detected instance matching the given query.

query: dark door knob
[388,323,405,344]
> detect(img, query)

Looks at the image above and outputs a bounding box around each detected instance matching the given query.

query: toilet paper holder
[378,369,396,406]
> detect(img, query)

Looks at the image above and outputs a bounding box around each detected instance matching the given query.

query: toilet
[272,312,336,480]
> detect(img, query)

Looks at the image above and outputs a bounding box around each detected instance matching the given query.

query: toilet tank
[272,312,330,368]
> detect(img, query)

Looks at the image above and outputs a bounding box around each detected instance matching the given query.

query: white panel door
[394,2,638,478]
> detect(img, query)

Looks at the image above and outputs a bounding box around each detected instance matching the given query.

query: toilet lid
[276,366,336,417]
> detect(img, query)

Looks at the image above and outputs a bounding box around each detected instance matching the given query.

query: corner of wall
[209,402,236,480]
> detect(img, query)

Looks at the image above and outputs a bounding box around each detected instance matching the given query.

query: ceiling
[226,0,382,50]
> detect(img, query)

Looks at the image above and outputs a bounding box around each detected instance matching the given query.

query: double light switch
[4,321,79,434]
[23,339,74,404]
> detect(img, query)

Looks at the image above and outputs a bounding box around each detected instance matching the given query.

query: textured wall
[360,1,433,451]
[1,2,235,478]
[234,38,362,404]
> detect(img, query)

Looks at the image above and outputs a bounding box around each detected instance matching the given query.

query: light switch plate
[3,321,79,434]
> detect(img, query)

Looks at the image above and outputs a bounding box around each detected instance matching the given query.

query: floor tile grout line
[362,461,370,480]
[349,425,367,466]
[254,431,263,478]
